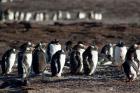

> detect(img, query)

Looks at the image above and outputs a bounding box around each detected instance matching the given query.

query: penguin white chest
[50,44,61,56]
[57,53,66,77]
[8,11,14,21]
[79,49,85,57]
[25,53,32,67]
[136,49,140,74]
[60,54,66,65]
[109,47,113,58]
[91,51,98,63]
[114,46,127,65]
[9,53,16,63]
[120,47,127,60]
[7,53,16,73]
[78,48,85,63]
[136,49,140,61]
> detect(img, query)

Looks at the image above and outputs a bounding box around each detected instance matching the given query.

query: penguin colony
[0,9,102,22]
[1,40,140,85]
[0,0,13,3]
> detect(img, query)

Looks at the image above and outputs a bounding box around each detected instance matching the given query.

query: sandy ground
[0,65,140,93]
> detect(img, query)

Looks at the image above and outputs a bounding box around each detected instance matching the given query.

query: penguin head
[12,48,16,52]
[91,45,98,50]
[65,40,73,46]
[39,42,42,46]
[11,48,17,53]
[77,41,84,45]
[54,39,59,44]
[117,40,125,47]
[61,50,65,53]
[27,42,32,46]
[108,43,112,47]
[25,46,34,53]
[92,41,96,46]
[134,44,138,49]
[65,40,73,51]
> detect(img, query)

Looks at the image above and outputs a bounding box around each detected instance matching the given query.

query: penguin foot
[126,77,135,82]
[56,73,62,77]
[22,79,30,86]
[126,79,131,82]
[88,73,93,76]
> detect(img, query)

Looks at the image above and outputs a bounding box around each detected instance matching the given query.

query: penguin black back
[70,50,81,74]
[32,43,46,74]
[51,50,65,76]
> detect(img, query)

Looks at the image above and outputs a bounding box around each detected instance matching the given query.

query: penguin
[32,42,47,75]
[17,42,33,77]
[83,45,98,75]
[123,44,140,81]
[25,12,32,22]
[6,48,17,74]
[51,50,66,77]
[47,39,61,63]
[78,11,87,20]
[114,41,127,67]
[1,48,17,75]
[70,41,86,74]
[100,43,113,61]
[3,8,9,21]
[21,45,34,83]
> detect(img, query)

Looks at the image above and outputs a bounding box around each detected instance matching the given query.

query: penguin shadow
[95,65,125,82]
[0,68,30,89]
[41,67,96,84]
[41,75,95,84]
[0,75,24,89]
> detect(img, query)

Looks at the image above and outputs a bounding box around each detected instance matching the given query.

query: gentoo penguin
[78,11,87,20]
[83,45,98,75]
[21,44,34,83]
[51,50,66,77]
[100,43,113,61]
[17,42,33,77]
[114,41,127,67]
[47,39,61,63]
[32,42,47,74]
[1,48,17,75]
[70,41,86,74]
[3,8,9,21]
[123,44,140,81]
